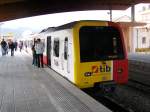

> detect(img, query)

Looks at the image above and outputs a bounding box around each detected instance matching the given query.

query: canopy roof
[0,0,150,21]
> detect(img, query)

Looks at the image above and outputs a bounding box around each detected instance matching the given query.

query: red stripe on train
[43,55,48,65]
[113,59,128,84]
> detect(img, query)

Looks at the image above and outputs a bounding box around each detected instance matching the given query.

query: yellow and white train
[29,20,128,89]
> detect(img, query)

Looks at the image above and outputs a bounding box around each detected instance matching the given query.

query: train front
[73,21,128,89]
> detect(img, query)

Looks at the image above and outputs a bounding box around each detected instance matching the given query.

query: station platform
[0,50,111,112]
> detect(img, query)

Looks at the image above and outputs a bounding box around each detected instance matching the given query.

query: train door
[47,36,51,67]
[64,37,70,74]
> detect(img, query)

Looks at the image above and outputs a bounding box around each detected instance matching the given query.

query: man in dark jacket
[1,39,7,56]
[9,41,15,56]
[14,41,18,51]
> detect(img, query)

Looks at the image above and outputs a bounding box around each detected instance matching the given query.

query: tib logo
[100,65,111,72]
[92,65,111,73]
[92,66,99,73]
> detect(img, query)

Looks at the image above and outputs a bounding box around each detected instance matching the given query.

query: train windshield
[79,26,124,62]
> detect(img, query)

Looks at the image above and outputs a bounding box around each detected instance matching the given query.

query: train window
[64,37,68,60]
[53,38,59,57]
[79,26,124,62]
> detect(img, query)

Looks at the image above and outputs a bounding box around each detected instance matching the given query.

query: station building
[133,4,150,53]
[114,15,146,53]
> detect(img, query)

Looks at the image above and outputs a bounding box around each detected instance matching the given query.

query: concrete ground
[0,50,111,112]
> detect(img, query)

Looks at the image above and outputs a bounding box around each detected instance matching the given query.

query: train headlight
[84,72,92,77]
[117,68,123,74]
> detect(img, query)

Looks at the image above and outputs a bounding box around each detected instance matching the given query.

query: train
[25,20,128,89]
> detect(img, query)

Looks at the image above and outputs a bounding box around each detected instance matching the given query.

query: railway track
[129,70,150,86]
[127,79,150,94]
[129,60,150,73]
[128,60,150,93]
[83,88,133,112]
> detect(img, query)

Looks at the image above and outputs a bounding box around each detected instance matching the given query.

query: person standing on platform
[1,39,7,56]
[19,41,23,52]
[35,38,45,68]
[9,41,15,56]
[31,41,37,66]
[14,41,18,51]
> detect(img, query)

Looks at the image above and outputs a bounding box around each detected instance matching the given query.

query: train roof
[55,20,111,30]
[39,21,78,33]
[40,20,112,33]
[40,27,55,33]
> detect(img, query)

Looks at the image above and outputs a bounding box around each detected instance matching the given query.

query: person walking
[9,41,15,56]
[14,41,18,51]
[19,41,23,52]
[35,38,44,68]
[1,39,7,56]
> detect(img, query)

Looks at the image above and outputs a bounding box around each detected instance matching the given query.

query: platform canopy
[0,0,150,21]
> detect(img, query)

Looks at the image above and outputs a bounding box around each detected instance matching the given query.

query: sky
[1,9,130,30]
[0,3,149,37]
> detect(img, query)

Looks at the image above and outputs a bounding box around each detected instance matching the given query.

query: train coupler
[94,81,117,92]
